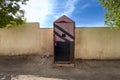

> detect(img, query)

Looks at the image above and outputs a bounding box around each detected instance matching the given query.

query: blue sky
[21,0,105,28]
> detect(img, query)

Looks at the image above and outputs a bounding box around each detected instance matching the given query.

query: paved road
[0,55,120,80]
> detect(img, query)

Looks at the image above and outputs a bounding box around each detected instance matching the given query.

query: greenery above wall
[0,0,28,28]
[99,0,120,29]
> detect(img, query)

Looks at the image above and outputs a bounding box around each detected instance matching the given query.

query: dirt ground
[0,55,120,80]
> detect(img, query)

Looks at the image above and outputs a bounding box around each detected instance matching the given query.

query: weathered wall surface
[0,23,40,55]
[38,27,120,59]
[75,27,120,59]
[0,23,120,59]
[38,28,53,55]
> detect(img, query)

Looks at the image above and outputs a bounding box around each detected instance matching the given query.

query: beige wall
[0,23,120,59]
[0,23,40,55]
[75,27,120,59]
[39,27,120,59]
[38,28,53,55]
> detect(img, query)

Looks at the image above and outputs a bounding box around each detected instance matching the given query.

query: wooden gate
[54,15,75,63]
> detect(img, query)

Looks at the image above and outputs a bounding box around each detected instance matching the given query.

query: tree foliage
[99,0,120,29]
[0,0,28,28]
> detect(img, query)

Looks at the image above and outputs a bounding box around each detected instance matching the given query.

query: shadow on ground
[0,55,120,80]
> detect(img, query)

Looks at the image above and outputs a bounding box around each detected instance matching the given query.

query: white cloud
[21,0,54,27]
[21,0,103,28]
[21,0,78,27]
[53,0,78,19]
[80,3,90,9]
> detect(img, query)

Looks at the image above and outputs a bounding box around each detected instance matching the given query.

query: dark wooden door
[54,42,70,62]
[54,15,75,63]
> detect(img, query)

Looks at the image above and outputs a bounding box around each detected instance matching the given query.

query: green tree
[99,0,120,29]
[0,0,28,28]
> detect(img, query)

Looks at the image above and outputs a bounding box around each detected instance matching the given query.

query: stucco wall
[38,27,120,59]
[75,27,120,59]
[0,23,120,59]
[0,23,40,55]
[38,28,53,55]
